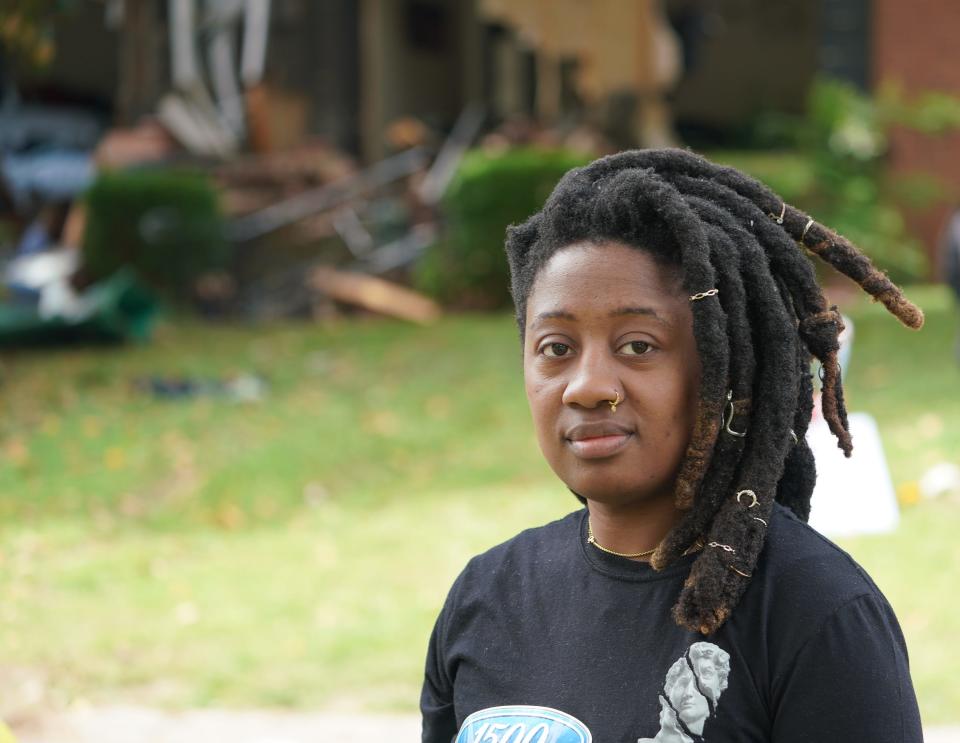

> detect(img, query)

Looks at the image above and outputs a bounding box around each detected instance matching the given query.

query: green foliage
[83,170,227,299]
[878,83,960,135]
[417,148,589,308]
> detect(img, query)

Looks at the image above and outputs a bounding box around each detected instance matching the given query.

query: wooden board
[309,267,441,325]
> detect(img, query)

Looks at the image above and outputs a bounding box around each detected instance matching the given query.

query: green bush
[83,169,227,298]
[417,148,589,308]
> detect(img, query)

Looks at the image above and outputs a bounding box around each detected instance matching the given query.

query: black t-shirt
[421,505,922,743]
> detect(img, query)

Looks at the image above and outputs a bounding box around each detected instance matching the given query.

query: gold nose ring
[608,390,622,413]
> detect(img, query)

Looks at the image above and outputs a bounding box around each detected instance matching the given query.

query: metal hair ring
[724,391,747,438]
[736,489,758,508]
[689,288,719,302]
[708,541,736,554]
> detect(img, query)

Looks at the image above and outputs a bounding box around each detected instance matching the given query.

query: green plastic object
[0,269,158,346]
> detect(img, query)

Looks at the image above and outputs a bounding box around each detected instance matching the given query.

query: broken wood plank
[309,267,441,325]
[225,147,428,242]
[416,103,486,205]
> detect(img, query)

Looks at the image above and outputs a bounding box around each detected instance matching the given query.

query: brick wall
[873,0,960,277]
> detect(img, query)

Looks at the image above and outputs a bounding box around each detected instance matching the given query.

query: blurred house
[7,0,959,269]
[3,0,848,154]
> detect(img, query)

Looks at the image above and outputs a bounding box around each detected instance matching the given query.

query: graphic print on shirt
[637,642,731,743]
[455,705,592,743]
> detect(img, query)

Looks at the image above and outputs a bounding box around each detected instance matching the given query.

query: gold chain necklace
[586,518,705,560]
[586,519,656,559]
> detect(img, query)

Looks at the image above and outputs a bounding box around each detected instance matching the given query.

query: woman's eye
[542,342,571,357]
[620,340,651,355]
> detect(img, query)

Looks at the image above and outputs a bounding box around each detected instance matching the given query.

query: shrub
[417,148,589,308]
[82,169,227,299]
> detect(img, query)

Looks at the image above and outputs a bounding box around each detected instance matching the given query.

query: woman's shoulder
[469,509,583,565]
[452,510,584,592]
[736,507,920,737]
[721,506,909,697]
[751,503,891,623]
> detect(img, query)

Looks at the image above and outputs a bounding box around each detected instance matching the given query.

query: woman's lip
[565,421,634,440]
[567,432,632,459]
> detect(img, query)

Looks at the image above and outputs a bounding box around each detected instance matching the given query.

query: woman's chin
[560,477,675,508]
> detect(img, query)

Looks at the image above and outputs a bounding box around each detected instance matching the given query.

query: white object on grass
[807,412,900,537]
[919,462,960,500]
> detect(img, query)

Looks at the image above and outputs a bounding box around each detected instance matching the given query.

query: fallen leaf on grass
[40,415,61,436]
[174,601,199,626]
[3,438,29,467]
[425,395,451,419]
[215,502,246,530]
[82,417,102,438]
[916,413,944,440]
[897,482,920,506]
[362,410,399,437]
[104,446,126,470]
[303,482,330,508]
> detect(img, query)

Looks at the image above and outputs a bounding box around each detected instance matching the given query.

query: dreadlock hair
[505,148,923,635]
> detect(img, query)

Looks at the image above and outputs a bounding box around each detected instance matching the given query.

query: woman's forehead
[526,242,687,321]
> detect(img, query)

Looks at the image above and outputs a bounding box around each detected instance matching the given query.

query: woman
[421,149,924,742]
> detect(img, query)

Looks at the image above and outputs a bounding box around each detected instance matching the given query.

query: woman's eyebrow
[530,310,576,329]
[610,306,672,326]
[531,306,672,329]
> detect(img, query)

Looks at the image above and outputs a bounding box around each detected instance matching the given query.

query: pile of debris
[0,5,503,341]
[220,103,484,323]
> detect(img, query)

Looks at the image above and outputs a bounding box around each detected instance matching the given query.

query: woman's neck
[585,495,682,559]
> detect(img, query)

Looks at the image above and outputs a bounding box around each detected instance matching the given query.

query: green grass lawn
[1,285,958,721]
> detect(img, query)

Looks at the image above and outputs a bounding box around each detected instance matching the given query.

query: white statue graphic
[638,642,730,743]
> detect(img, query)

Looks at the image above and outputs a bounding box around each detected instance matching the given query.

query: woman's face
[523,241,701,507]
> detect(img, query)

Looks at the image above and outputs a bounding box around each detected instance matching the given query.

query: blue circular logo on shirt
[456,705,592,743]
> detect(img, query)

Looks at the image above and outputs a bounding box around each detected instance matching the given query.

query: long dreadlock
[505,148,923,635]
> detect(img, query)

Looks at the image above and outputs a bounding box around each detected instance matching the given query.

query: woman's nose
[561,347,620,409]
